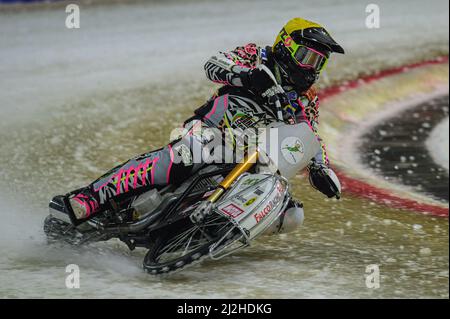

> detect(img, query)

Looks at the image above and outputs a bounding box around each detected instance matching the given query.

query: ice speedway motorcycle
[44,71,331,275]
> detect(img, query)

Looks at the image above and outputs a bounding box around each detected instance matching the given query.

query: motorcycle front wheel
[143,213,239,275]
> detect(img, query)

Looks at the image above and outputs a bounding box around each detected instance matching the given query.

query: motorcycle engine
[131,189,162,220]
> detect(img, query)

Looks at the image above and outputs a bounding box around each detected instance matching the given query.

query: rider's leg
[68,137,200,220]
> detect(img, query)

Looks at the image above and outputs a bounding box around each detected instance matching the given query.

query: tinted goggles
[282,34,329,73]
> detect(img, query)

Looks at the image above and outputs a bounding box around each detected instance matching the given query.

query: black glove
[241,67,275,95]
[308,162,341,199]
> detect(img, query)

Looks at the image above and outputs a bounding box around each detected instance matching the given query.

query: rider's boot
[67,188,100,220]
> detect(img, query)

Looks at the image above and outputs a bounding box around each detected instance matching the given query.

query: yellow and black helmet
[272,18,344,91]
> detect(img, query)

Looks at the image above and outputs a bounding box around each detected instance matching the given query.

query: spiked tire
[143,214,240,275]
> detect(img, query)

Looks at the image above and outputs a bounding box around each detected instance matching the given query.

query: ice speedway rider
[55,18,345,234]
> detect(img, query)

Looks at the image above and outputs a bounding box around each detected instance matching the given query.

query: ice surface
[0,0,448,299]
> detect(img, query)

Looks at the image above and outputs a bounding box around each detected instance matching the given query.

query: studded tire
[143,214,240,275]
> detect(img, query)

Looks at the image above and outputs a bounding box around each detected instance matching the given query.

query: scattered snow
[426,117,449,171]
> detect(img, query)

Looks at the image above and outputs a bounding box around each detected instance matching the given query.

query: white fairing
[258,122,321,179]
[215,174,289,240]
[211,173,291,259]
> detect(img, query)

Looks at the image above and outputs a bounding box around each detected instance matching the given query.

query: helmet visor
[293,45,328,72]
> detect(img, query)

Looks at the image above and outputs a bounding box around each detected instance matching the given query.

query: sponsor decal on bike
[254,188,264,196]
[242,177,262,187]
[281,137,305,164]
[232,194,249,205]
[220,203,245,218]
[244,197,257,207]
[253,183,285,223]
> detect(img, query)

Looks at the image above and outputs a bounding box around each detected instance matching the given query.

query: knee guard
[263,201,304,235]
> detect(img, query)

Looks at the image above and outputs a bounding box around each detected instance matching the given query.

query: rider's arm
[204,52,250,86]
[308,121,340,199]
[311,122,330,167]
[295,90,329,166]
[204,44,258,86]
[204,44,274,93]
[296,91,341,199]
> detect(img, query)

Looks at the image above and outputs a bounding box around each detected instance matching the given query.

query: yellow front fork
[207,151,259,203]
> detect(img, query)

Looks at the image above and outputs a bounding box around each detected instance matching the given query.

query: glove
[241,66,276,95]
[308,162,341,199]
